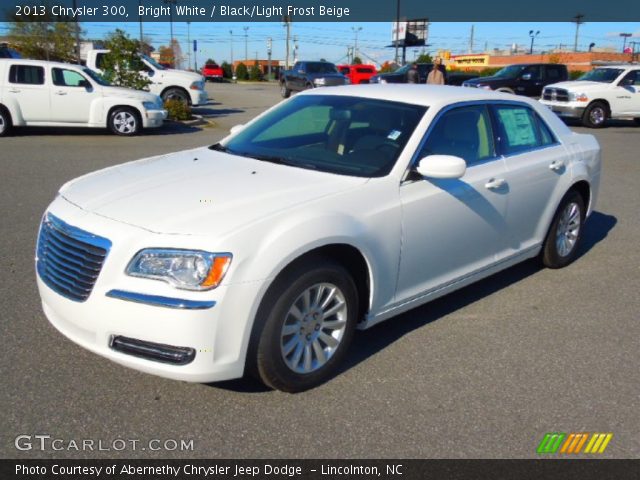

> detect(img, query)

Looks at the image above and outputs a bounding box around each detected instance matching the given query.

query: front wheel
[252,258,358,392]
[108,107,140,136]
[541,190,586,269]
[582,101,607,128]
[162,88,189,105]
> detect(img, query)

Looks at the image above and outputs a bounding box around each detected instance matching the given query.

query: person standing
[406,63,419,83]
[427,57,445,85]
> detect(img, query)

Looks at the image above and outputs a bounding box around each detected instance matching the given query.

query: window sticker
[387,130,401,141]
[497,108,536,147]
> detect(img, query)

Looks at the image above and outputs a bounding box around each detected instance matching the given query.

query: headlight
[190,81,204,91]
[380,78,387,84]
[314,78,326,86]
[126,249,232,290]
[569,92,589,102]
[142,101,161,110]
[479,85,492,90]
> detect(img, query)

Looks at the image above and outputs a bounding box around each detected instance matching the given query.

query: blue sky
[3,21,639,66]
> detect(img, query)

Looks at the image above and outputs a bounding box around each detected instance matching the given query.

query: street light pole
[229,30,234,77]
[529,30,540,54]
[267,37,272,80]
[620,33,632,53]
[187,22,191,70]
[164,0,177,66]
[243,26,249,62]
[573,14,584,52]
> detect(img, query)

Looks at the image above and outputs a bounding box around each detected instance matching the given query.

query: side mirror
[416,155,466,179]
[78,79,91,89]
[520,73,532,81]
[229,124,245,134]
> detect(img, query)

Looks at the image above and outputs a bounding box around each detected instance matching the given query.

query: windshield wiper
[246,153,318,171]
[208,143,229,152]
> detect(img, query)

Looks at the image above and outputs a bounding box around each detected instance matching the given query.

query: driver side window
[419,105,496,167]
[52,68,87,87]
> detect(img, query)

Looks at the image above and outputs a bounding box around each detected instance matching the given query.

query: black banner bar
[2,459,640,480]
[3,0,640,22]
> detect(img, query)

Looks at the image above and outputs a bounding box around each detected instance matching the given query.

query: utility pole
[72,0,81,63]
[243,26,249,62]
[469,24,474,54]
[283,16,291,69]
[164,0,177,65]
[394,0,401,64]
[187,22,191,70]
[620,33,632,53]
[293,35,299,63]
[573,14,584,52]
[229,30,234,76]
[352,26,362,61]
[138,0,144,47]
[267,37,272,80]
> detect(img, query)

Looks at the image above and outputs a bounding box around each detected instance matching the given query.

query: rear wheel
[108,107,140,136]
[541,190,585,269]
[280,82,291,98]
[582,101,607,128]
[633,118,640,126]
[251,257,358,392]
[0,108,11,137]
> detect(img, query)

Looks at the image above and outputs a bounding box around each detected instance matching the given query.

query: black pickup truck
[280,61,348,98]
[462,63,568,97]
[369,63,477,86]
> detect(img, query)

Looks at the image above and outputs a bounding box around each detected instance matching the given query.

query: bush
[221,61,232,79]
[569,70,584,80]
[249,62,262,81]
[235,62,248,80]
[478,67,502,77]
[164,99,191,121]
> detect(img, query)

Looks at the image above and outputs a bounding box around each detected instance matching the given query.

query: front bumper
[190,89,209,106]
[540,101,586,119]
[142,109,167,128]
[36,197,264,383]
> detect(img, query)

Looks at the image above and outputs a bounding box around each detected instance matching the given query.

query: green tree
[352,56,363,64]
[221,61,232,79]
[249,61,262,81]
[205,58,217,65]
[235,62,248,80]
[9,15,81,62]
[101,29,151,90]
[416,53,433,63]
[158,45,175,68]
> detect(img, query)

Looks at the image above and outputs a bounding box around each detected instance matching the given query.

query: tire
[108,107,140,136]
[280,82,291,98]
[251,257,358,392]
[582,101,607,128]
[541,190,586,269]
[0,107,11,137]
[633,118,640,126]
[162,87,189,105]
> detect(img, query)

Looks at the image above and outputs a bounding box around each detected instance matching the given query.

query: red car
[202,63,224,82]
[337,64,378,84]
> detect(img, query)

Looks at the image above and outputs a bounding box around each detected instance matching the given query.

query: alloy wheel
[556,201,581,257]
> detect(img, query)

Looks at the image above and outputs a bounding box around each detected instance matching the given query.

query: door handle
[549,159,565,171]
[54,91,67,95]
[485,178,506,190]
[8,89,20,93]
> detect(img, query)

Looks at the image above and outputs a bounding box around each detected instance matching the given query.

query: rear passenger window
[9,65,45,85]
[546,67,562,82]
[494,105,556,154]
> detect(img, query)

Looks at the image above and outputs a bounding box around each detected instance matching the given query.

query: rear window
[9,64,45,85]
[205,63,219,68]
[356,67,375,73]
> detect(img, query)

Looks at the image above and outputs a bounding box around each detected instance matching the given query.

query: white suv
[0,59,166,136]
[540,65,640,128]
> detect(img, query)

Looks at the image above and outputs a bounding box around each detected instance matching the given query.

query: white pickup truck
[86,50,208,107]
[0,58,166,136]
[540,64,640,128]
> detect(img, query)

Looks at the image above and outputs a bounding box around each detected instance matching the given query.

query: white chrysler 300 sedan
[36,85,601,392]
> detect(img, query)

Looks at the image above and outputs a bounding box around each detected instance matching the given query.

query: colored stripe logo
[537,433,612,454]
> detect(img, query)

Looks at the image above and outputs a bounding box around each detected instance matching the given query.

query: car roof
[301,84,540,109]
[593,64,638,69]
[0,58,85,69]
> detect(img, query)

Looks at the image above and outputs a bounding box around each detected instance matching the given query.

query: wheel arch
[107,104,143,126]
[0,103,13,125]
[586,99,611,117]
[160,85,191,104]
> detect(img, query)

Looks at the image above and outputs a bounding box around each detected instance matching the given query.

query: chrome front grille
[36,213,111,302]
[542,88,569,102]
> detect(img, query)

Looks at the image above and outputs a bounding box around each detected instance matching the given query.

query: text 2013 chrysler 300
[36,85,601,392]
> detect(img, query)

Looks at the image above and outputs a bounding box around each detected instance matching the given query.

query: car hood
[157,69,203,83]
[100,85,158,102]
[59,147,367,236]
[544,80,610,91]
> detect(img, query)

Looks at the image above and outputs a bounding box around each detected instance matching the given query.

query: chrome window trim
[106,289,217,310]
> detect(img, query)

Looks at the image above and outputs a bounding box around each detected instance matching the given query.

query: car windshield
[82,67,110,86]
[394,64,411,75]
[493,65,526,79]
[142,55,166,70]
[579,68,624,83]
[214,95,427,178]
[306,63,338,74]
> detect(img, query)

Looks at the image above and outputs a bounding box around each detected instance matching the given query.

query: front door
[397,104,510,302]
[49,68,95,123]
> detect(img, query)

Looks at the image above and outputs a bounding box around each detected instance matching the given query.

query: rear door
[5,63,49,122]
[617,69,640,115]
[493,103,568,252]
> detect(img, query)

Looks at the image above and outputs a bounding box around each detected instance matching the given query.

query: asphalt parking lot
[1,82,638,459]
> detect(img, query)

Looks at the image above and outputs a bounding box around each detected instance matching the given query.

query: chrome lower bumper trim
[106,289,216,309]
